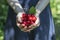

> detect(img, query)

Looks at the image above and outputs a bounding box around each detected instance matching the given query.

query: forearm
[7,0,24,14]
[35,0,50,16]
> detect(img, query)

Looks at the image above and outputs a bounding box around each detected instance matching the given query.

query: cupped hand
[16,12,28,32]
[16,12,30,32]
[16,11,40,32]
[16,12,25,23]
[16,16,40,32]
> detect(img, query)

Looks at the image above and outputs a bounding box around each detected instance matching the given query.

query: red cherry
[29,17,33,20]
[28,14,31,17]
[21,17,27,21]
[32,17,37,21]
[23,21,27,24]
[22,13,27,17]
[31,14,34,17]
[24,18,27,21]
[31,21,34,24]
[23,21,28,26]
[27,21,31,24]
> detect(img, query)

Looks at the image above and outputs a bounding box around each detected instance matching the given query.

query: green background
[0,0,60,40]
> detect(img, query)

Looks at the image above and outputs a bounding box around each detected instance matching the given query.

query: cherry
[23,21,29,26]
[23,21,27,24]
[28,16,33,21]
[27,21,31,24]
[32,17,37,21]
[31,21,34,24]
[22,13,27,17]
[31,14,35,17]
[28,14,31,17]
[21,17,27,21]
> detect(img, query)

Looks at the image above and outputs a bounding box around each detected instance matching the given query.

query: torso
[18,0,39,12]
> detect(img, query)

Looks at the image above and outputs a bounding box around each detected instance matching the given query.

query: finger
[25,23,40,32]
[21,24,26,27]
[28,25,33,29]
[20,24,27,29]
[16,20,20,26]
[29,24,38,30]
[16,22,20,27]
[37,23,40,26]
[17,23,25,29]
[27,25,35,31]
[24,26,27,29]
[17,17,22,23]
[21,26,27,32]
[33,23,40,30]
[33,23,37,26]
[25,29,31,32]
[27,23,39,31]
[35,21,40,27]
[23,26,33,32]
[23,25,36,32]
[18,24,29,32]
[17,24,23,29]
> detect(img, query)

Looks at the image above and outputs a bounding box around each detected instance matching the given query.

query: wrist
[17,12,25,17]
[35,9,41,17]
[18,12,25,14]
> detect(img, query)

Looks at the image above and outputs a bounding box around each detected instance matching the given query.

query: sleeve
[35,0,50,16]
[7,0,24,14]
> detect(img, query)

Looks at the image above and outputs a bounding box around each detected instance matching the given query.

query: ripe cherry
[31,21,34,24]
[23,21,28,26]
[27,21,31,24]
[32,17,37,21]
[31,14,34,17]
[22,13,27,17]
[28,16,33,21]
[28,14,31,17]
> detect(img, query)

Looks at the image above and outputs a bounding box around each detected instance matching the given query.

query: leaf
[29,6,36,14]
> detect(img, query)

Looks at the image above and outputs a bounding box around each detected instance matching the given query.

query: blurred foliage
[50,0,60,40]
[0,0,60,40]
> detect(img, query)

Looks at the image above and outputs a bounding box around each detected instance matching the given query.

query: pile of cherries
[19,13,37,27]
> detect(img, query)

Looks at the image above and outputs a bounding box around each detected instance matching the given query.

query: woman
[4,0,56,40]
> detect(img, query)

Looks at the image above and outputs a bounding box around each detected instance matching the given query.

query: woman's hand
[16,9,40,32]
[16,13,40,32]
[16,12,28,32]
